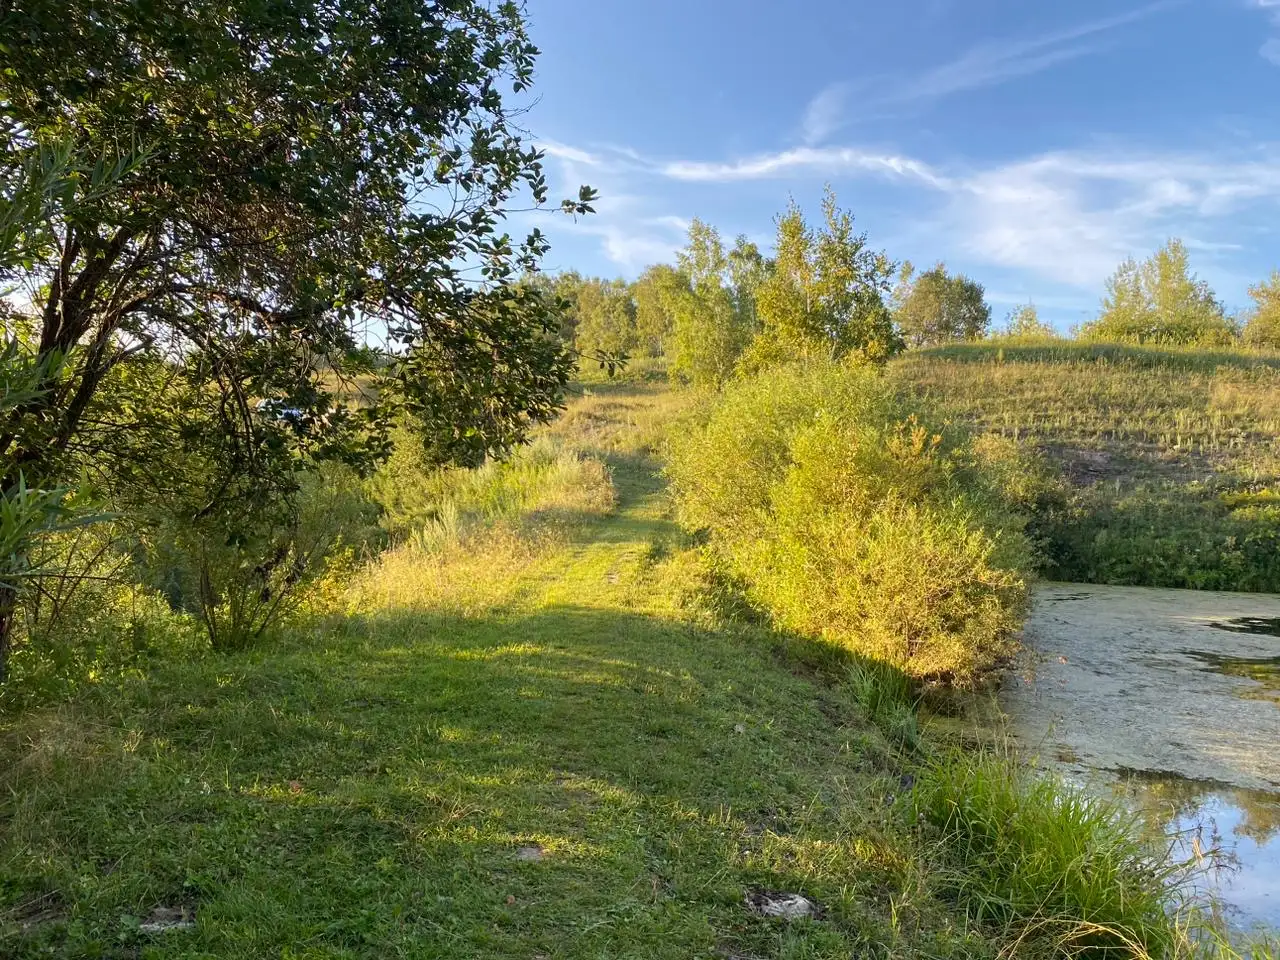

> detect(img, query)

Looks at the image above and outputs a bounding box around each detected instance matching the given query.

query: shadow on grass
[0,602,925,959]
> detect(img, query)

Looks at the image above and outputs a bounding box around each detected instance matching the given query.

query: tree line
[533,224,1280,387]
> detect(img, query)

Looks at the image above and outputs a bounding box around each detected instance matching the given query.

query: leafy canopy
[667,219,756,387]
[894,263,992,347]
[1244,271,1280,349]
[751,189,899,365]
[572,278,637,359]
[1084,240,1235,346]
[1001,303,1056,339]
[0,0,595,662]
[1,0,597,488]
[631,264,685,358]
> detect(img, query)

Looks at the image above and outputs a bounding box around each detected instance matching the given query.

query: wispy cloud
[888,3,1170,105]
[940,150,1280,286]
[530,143,690,273]
[537,139,603,167]
[1255,0,1280,64]
[662,146,952,188]
[645,138,1280,287]
[531,127,1280,291]
[801,83,851,145]
[794,2,1172,137]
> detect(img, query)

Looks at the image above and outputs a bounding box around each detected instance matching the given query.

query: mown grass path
[1,384,991,959]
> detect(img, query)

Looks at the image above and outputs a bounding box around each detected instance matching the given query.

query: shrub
[667,361,1033,683]
[1040,481,1280,592]
[4,572,202,710]
[138,463,382,651]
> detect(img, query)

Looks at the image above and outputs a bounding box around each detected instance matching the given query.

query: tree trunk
[0,583,16,686]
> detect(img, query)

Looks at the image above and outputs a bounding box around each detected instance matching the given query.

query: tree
[894,263,992,347]
[0,140,143,680]
[668,220,754,386]
[1002,303,1055,339]
[1084,240,1236,346]
[726,236,771,332]
[1243,271,1280,349]
[574,278,637,358]
[0,0,595,672]
[750,189,899,368]
[631,264,685,358]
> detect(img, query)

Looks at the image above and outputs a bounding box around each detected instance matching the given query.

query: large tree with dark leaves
[0,0,594,675]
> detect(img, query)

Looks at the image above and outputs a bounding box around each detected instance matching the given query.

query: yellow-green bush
[667,361,1033,683]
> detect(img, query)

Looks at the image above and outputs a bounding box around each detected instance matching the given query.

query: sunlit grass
[896,341,1280,590]
[2,377,1270,958]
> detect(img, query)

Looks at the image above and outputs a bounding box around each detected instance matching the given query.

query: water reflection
[1110,769,1280,928]
[1211,618,1280,638]
[1185,651,1280,702]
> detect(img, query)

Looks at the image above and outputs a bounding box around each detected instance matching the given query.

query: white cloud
[1253,1,1280,64]
[537,139,602,167]
[531,128,1280,290]
[945,150,1280,286]
[531,143,690,273]
[874,3,1170,108]
[801,83,850,145]
[647,140,1280,288]
[788,6,1169,157]
[642,215,693,233]
[662,146,952,188]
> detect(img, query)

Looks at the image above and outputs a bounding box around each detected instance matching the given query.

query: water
[1003,583,1280,931]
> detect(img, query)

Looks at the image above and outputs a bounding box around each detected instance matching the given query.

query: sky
[514,0,1280,331]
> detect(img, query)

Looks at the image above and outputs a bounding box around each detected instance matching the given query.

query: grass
[0,377,1262,959]
[913,751,1183,958]
[1,382,1004,960]
[895,341,1280,590]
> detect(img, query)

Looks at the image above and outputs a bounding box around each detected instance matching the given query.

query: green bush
[4,569,203,711]
[1041,481,1280,592]
[667,361,1033,683]
[138,463,382,651]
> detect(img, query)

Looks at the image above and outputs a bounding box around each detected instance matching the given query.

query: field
[896,342,1280,591]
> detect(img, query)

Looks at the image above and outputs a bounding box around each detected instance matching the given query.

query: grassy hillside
[896,342,1280,591]
[2,383,1004,960]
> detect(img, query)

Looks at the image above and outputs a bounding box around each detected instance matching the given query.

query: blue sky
[516,0,1280,330]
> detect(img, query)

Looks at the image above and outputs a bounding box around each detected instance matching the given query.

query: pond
[1002,583,1280,934]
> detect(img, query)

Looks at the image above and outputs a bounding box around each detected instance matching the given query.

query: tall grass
[369,434,615,544]
[913,751,1185,957]
[896,341,1280,591]
[357,435,616,613]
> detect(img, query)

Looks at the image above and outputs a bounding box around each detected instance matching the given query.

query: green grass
[1,382,1004,960]
[913,751,1183,958]
[1,379,1256,959]
[895,341,1280,590]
